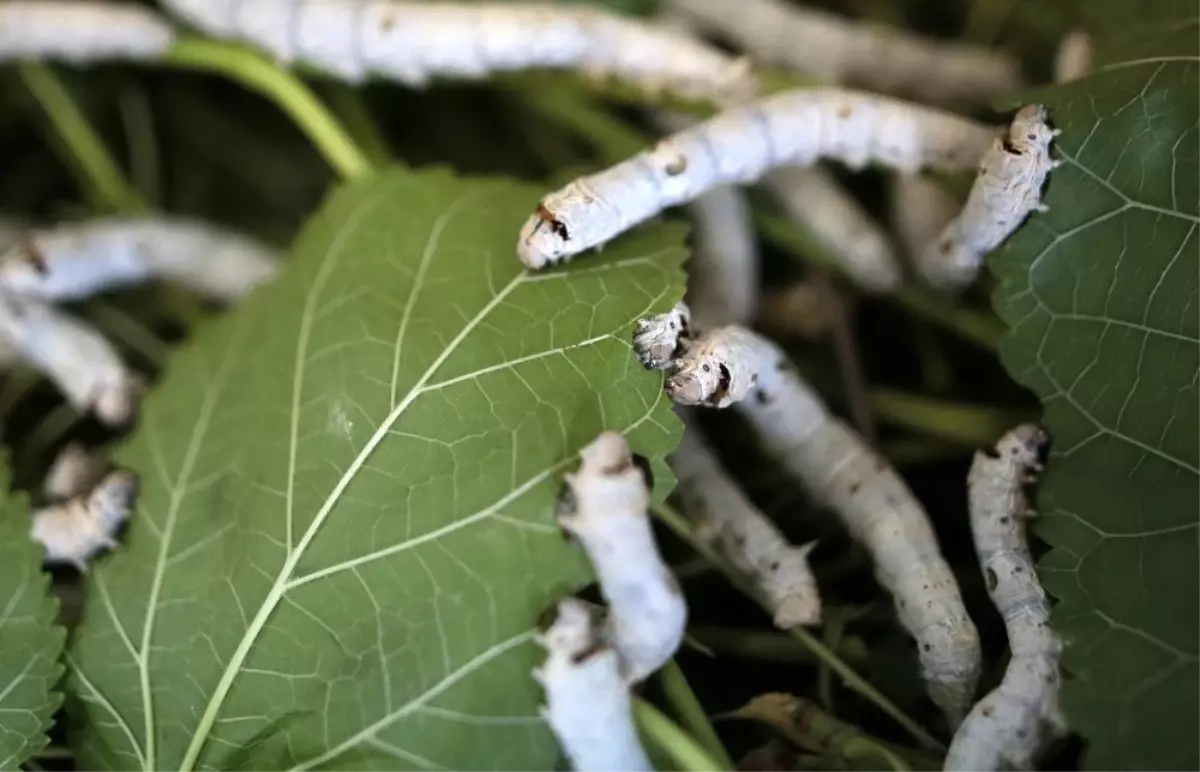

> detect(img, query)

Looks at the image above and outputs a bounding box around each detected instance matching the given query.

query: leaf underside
[991,20,1199,770]
[0,460,66,771]
[66,167,687,771]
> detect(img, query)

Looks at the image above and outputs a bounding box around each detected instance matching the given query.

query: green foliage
[64,167,687,771]
[0,460,65,770]
[991,19,1199,770]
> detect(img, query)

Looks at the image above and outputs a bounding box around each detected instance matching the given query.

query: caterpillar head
[1009,104,1059,155]
[517,184,616,269]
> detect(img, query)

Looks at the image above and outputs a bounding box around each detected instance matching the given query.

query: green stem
[754,209,1004,350]
[869,388,1033,447]
[660,661,736,770]
[689,627,869,665]
[634,698,731,772]
[650,500,945,752]
[318,82,393,166]
[18,62,147,213]
[164,38,371,180]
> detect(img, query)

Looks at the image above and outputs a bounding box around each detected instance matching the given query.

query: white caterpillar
[160,0,756,104]
[642,320,981,724]
[665,0,1021,107]
[765,165,901,293]
[556,431,687,684]
[889,173,960,283]
[1053,29,1093,84]
[533,598,654,772]
[672,417,821,627]
[0,294,142,425]
[30,467,139,571]
[653,112,761,327]
[0,217,280,303]
[519,88,996,269]
[945,424,1066,770]
[918,105,1059,290]
[44,442,107,502]
[0,1,174,64]
[632,300,691,371]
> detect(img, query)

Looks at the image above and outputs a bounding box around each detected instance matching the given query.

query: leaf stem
[659,661,736,770]
[18,62,147,213]
[634,698,731,772]
[650,499,945,751]
[689,626,869,665]
[869,388,1033,447]
[164,38,371,180]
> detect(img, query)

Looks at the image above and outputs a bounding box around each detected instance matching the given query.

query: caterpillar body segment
[159,0,757,102]
[648,321,982,724]
[1053,29,1093,84]
[946,424,1066,770]
[919,104,1059,290]
[556,431,687,684]
[0,295,142,425]
[534,598,654,772]
[765,166,900,293]
[0,217,280,303]
[519,88,996,269]
[0,1,174,64]
[665,0,1021,107]
[672,419,821,627]
[44,442,107,502]
[30,468,139,571]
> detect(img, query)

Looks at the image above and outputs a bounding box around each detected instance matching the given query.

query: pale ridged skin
[890,172,960,282]
[30,469,139,571]
[161,0,756,100]
[672,418,821,627]
[520,88,995,268]
[0,217,279,303]
[945,424,1066,771]
[0,295,142,425]
[0,1,174,64]
[666,0,1021,107]
[765,165,901,293]
[650,320,982,725]
[1053,29,1093,84]
[44,442,107,502]
[919,105,1059,291]
[556,432,687,684]
[533,599,654,772]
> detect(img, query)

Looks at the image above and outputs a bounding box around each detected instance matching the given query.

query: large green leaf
[66,168,687,771]
[991,20,1199,770]
[0,460,65,770]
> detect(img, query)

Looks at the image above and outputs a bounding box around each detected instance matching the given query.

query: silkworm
[645,320,981,724]
[1053,29,1092,84]
[945,424,1066,770]
[44,442,107,502]
[159,0,757,104]
[765,165,901,293]
[30,468,139,571]
[918,104,1059,291]
[0,294,142,425]
[671,418,821,627]
[0,1,174,64]
[519,88,996,269]
[533,598,654,772]
[665,0,1022,107]
[0,217,280,303]
[889,173,960,283]
[632,301,691,371]
[654,111,760,326]
[556,431,686,684]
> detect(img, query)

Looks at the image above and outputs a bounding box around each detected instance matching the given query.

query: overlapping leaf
[66,168,687,771]
[991,20,1198,769]
[0,460,65,770]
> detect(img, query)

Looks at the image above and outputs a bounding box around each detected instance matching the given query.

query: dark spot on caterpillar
[701,364,711,373]
[923,643,932,652]
[1001,138,1022,155]
[535,203,570,241]
[379,11,396,30]
[986,568,998,591]
[1016,729,1028,739]
[715,364,732,402]
[1027,133,1038,142]
[982,705,994,717]
[776,360,787,371]
[849,481,862,494]
[873,458,887,472]
[631,453,655,491]
[837,105,852,119]
[939,239,954,255]
[664,154,688,175]
[734,534,746,547]
[1014,565,1024,573]
[982,443,1002,459]
[18,236,49,276]
[755,389,769,405]
[999,516,1010,525]
[572,640,611,664]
